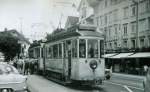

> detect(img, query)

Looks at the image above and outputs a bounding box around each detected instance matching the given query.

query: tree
[0,31,21,61]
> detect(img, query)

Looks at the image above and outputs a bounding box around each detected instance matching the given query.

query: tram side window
[72,40,77,58]
[59,44,62,58]
[38,48,40,58]
[79,39,86,58]
[100,40,104,58]
[63,42,66,58]
[88,39,98,58]
[53,44,58,58]
[48,47,53,58]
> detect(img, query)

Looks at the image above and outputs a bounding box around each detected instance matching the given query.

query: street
[27,75,144,92]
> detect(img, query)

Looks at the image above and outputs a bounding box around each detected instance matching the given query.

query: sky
[0,0,80,42]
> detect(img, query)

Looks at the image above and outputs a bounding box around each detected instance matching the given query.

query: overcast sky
[0,0,80,42]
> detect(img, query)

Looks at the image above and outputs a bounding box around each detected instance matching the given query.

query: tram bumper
[78,77,104,86]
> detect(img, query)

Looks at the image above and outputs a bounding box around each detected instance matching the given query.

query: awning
[127,52,150,58]
[110,53,134,59]
[103,53,118,58]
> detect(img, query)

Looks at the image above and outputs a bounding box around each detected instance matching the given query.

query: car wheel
[1,89,13,92]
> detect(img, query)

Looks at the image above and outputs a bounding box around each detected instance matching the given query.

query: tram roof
[46,30,103,43]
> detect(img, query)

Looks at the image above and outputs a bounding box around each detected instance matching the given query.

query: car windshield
[0,64,19,75]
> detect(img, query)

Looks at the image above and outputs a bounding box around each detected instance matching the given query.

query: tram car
[43,24,105,86]
[28,42,44,74]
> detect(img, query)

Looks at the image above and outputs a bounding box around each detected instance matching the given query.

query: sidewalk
[108,73,145,89]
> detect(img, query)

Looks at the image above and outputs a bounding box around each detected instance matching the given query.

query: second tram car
[29,24,105,86]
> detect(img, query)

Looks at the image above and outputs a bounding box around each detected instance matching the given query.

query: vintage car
[0,63,28,92]
[143,67,150,92]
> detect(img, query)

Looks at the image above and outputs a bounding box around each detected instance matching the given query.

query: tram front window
[79,39,86,58]
[88,39,98,58]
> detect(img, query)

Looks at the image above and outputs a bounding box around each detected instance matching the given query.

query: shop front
[104,52,150,76]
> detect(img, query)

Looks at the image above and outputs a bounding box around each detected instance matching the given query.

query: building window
[114,24,118,36]
[140,38,145,48]
[149,37,150,46]
[100,40,104,57]
[139,19,146,32]
[105,0,108,7]
[148,17,150,30]
[110,0,118,5]
[104,14,107,25]
[123,40,128,48]
[124,7,129,18]
[109,26,112,38]
[131,5,136,16]
[82,7,86,18]
[123,24,128,36]
[131,39,136,48]
[96,17,99,26]
[108,12,112,23]
[131,22,136,33]
[146,0,150,12]
[99,16,102,26]
[139,1,146,14]
[114,42,117,49]
[109,43,112,49]
[104,27,108,39]
[113,10,118,21]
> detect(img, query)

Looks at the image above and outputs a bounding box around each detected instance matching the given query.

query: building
[78,0,94,25]
[87,0,150,75]
[8,29,30,58]
[65,16,79,29]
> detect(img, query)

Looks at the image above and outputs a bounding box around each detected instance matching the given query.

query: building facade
[8,29,30,58]
[87,0,150,75]
[65,16,79,29]
[78,0,94,25]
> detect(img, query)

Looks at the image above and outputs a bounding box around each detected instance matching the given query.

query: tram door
[67,41,71,79]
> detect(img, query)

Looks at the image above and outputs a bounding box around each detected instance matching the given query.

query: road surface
[26,75,144,92]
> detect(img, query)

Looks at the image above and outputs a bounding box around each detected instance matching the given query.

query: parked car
[143,67,150,92]
[105,68,112,80]
[0,62,28,92]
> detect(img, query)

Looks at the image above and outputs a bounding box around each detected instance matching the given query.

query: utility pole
[19,17,23,34]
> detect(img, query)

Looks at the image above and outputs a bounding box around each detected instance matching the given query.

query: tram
[29,24,105,86]
[28,42,44,74]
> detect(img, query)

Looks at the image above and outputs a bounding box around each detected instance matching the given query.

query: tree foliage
[0,31,21,61]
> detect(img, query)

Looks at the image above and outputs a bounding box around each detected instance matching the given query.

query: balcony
[139,30,150,37]
[87,0,101,7]
[122,35,128,39]
[130,32,136,38]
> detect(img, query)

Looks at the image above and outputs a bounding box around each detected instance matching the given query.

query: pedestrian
[24,59,29,75]
[144,65,148,75]
[13,61,17,68]
[30,60,35,74]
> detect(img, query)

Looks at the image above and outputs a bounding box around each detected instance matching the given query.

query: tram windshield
[88,39,98,58]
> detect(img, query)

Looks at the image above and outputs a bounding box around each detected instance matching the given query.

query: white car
[143,67,150,92]
[0,63,28,92]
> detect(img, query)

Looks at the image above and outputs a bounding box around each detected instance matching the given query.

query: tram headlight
[89,60,98,70]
